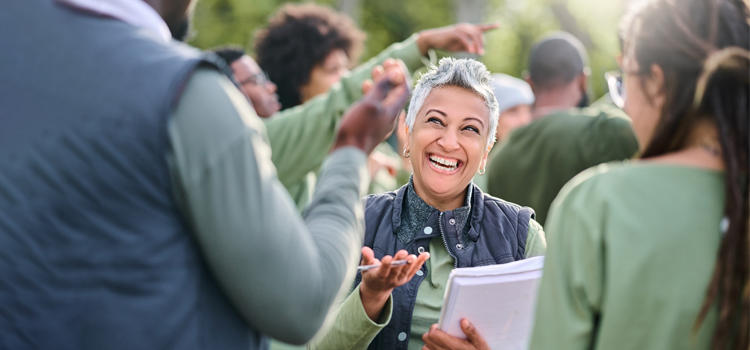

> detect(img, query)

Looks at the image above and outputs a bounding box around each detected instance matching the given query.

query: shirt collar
[55,0,171,42]
[398,178,473,241]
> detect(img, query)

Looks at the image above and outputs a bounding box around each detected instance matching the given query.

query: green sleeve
[167,68,370,345]
[265,35,423,190]
[310,284,393,350]
[528,175,604,349]
[524,218,547,258]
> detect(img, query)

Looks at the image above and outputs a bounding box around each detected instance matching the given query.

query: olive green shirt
[168,68,369,345]
[485,106,638,225]
[530,163,723,350]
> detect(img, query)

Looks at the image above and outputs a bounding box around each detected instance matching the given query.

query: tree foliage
[190,0,625,97]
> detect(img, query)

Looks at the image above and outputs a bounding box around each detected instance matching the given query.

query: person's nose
[436,129,460,152]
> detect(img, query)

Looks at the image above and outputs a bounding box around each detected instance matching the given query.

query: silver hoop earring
[402,148,410,158]
[478,167,486,175]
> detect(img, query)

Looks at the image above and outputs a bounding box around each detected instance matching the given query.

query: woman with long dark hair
[527,0,750,348]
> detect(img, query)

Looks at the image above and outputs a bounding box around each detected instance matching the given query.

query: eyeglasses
[238,70,271,86]
[604,71,626,109]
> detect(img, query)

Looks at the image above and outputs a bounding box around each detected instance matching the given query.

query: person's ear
[401,138,411,158]
[647,64,666,109]
[524,75,536,94]
[479,142,494,173]
[579,73,588,94]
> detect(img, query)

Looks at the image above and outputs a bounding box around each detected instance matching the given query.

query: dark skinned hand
[416,23,500,56]
[331,59,410,154]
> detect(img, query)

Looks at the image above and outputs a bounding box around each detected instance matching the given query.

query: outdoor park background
[189,0,625,99]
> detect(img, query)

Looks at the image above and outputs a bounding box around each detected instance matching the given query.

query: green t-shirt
[530,162,724,350]
[485,106,638,225]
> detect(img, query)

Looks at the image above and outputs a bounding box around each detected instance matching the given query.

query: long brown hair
[622,0,750,347]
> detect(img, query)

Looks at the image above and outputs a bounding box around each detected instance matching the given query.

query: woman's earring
[478,167,486,175]
[402,148,411,158]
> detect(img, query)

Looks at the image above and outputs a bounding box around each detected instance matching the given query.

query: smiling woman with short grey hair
[313,58,547,350]
[405,57,500,149]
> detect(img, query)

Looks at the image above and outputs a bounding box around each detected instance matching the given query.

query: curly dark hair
[254,4,365,109]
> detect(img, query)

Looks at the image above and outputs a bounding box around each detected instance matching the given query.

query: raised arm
[167,64,409,344]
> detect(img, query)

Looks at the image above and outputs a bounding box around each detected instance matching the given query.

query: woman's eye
[324,65,343,74]
[427,117,443,125]
[463,125,480,134]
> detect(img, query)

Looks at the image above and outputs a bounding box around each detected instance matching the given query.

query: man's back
[0,2,262,348]
[485,105,638,225]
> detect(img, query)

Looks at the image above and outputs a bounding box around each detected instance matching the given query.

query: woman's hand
[417,23,500,56]
[359,247,429,321]
[422,319,490,350]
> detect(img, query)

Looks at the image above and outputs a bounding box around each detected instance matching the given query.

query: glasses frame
[238,70,271,87]
[604,70,626,109]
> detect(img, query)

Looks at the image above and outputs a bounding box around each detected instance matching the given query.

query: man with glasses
[485,32,639,226]
[213,47,281,118]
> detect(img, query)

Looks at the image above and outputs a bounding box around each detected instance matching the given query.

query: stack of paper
[438,256,545,350]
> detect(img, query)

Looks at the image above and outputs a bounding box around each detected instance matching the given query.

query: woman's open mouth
[427,154,462,174]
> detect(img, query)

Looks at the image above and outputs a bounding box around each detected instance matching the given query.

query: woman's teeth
[429,155,459,170]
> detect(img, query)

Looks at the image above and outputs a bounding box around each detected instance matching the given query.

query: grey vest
[0,2,263,349]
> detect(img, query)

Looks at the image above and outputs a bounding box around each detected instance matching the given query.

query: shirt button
[398,332,407,341]
[449,218,456,225]
[456,243,463,250]
[417,246,425,254]
[423,226,433,235]
[416,270,424,276]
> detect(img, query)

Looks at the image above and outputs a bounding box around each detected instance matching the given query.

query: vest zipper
[438,212,458,268]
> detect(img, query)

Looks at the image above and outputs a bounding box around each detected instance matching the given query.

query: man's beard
[169,19,190,42]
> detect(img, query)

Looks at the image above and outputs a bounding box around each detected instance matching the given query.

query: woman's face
[622,44,666,151]
[300,49,350,103]
[408,86,491,208]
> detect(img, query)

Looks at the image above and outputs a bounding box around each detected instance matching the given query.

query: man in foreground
[0,0,410,348]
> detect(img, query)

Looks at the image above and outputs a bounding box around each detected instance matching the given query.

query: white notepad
[438,256,545,350]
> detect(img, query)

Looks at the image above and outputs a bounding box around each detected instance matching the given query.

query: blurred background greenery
[190,0,627,98]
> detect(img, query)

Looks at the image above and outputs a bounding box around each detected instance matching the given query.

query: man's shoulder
[523,106,630,132]
[500,106,636,155]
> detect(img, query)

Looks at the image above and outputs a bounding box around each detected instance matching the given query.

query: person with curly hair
[255,3,365,110]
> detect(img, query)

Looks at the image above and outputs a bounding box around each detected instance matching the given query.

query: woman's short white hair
[405,57,499,147]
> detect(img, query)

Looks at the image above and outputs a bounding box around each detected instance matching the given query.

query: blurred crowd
[1,0,748,349]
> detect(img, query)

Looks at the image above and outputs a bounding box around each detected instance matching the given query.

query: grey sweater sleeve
[166,67,369,344]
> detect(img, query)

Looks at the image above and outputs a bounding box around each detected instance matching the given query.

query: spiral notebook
[438,256,545,350]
